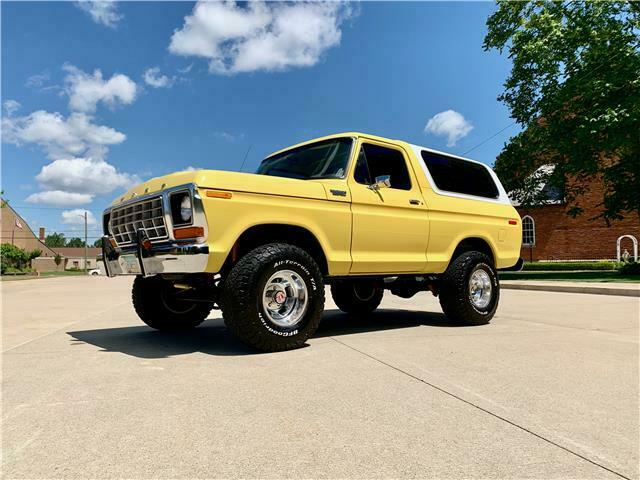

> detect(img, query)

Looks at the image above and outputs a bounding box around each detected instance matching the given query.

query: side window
[421,151,499,198]
[354,143,411,190]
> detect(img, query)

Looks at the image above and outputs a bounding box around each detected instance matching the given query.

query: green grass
[1,270,88,281]
[38,270,87,277]
[522,261,616,271]
[499,271,640,283]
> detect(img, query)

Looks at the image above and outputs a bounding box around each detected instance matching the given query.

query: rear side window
[354,144,411,190]
[420,151,499,199]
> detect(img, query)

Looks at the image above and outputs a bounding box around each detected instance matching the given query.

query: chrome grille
[109,197,168,247]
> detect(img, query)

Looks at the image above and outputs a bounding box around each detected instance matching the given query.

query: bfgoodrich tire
[331,280,383,315]
[132,275,212,331]
[220,243,325,352]
[439,251,499,326]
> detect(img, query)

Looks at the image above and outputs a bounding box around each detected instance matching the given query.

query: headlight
[180,195,192,222]
[170,192,193,225]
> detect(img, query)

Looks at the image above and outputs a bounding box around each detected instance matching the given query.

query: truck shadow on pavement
[67,308,456,359]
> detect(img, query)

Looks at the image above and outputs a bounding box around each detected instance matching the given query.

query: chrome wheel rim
[468,269,492,309]
[161,284,195,314]
[353,283,376,302]
[262,270,309,327]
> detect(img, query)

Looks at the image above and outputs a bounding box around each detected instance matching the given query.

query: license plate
[120,255,141,274]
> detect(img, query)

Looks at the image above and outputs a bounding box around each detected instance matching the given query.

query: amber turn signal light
[206,190,232,199]
[173,226,205,239]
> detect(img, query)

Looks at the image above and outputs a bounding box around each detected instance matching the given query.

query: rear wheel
[132,275,212,331]
[331,280,384,315]
[439,251,499,325]
[220,243,325,352]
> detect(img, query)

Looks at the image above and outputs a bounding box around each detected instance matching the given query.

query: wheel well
[451,237,495,265]
[227,224,328,275]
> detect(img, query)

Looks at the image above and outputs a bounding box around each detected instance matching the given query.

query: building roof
[54,247,101,258]
[508,164,564,206]
[1,202,58,256]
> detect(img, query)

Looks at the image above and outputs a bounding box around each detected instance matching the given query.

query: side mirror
[368,175,391,190]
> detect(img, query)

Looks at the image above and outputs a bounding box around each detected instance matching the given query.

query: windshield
[256,138,352,180]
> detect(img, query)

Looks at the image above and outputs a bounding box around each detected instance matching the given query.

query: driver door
[348,140,429,273]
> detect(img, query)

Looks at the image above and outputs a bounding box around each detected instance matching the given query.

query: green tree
[484,1,640,221]
[93,238,103,248]
[66,237,86,248]
[54,254,63,267]
[45,232,66,248]
[1,243,28,273]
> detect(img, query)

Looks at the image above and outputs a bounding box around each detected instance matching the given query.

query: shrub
[1,243,29,273]
[522,261,616,271]
[617,262,640,275]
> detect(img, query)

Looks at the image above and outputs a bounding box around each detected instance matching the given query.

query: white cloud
[61,209,97,226]
[3,100,20,116]
[424,110,474,147]
[64,64,137,112]
[169,1,353,74]
[143,67,174,88]
[25,190,93,207]
[178,64,193,74]
[75,1,122,28]
[183,166,202,171]
[2,110,125,160]
[25,72,50,89]
[35,158,139,195]
[214,130,245,142]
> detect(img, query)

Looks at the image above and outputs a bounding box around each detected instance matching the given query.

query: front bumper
[99,232,208,277]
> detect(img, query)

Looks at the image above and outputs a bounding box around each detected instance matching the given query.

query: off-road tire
[439,251,499,326]
[132,275,212,331]
[220,243,325,352]
[331,280,383,315]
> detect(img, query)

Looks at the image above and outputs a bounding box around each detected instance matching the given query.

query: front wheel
[220,243,325,352]
[439,251,499,325]
[132,276,212,331]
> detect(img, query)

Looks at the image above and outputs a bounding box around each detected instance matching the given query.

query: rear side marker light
[206,190,232,199]
[508,219,518,225]
[174,226,205,239]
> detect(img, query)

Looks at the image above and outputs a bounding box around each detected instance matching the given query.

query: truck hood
[111,170,329,206]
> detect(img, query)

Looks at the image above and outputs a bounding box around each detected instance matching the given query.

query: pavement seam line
[2,301,129,354]
[330,336,631,480]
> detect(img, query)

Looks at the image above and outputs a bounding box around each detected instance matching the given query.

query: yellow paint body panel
[112,132,522,275]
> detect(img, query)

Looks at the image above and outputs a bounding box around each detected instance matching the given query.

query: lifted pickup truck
[101,132,522,352]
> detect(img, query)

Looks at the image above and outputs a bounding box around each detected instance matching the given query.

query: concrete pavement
[501,280,640,297]
[2,276,638,479]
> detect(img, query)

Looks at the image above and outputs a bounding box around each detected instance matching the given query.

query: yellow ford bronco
[100,132,523,352]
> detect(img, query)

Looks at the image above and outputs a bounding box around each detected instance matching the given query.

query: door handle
[409,199,422,205]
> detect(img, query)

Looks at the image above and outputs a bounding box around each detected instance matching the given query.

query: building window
[522,215,535,246]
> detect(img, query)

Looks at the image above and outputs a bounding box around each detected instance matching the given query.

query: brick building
[1,203,57,257]
[1,202,100,272]
[514,175,639,262]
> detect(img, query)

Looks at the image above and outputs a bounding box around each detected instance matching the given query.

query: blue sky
[2,1,517,243]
